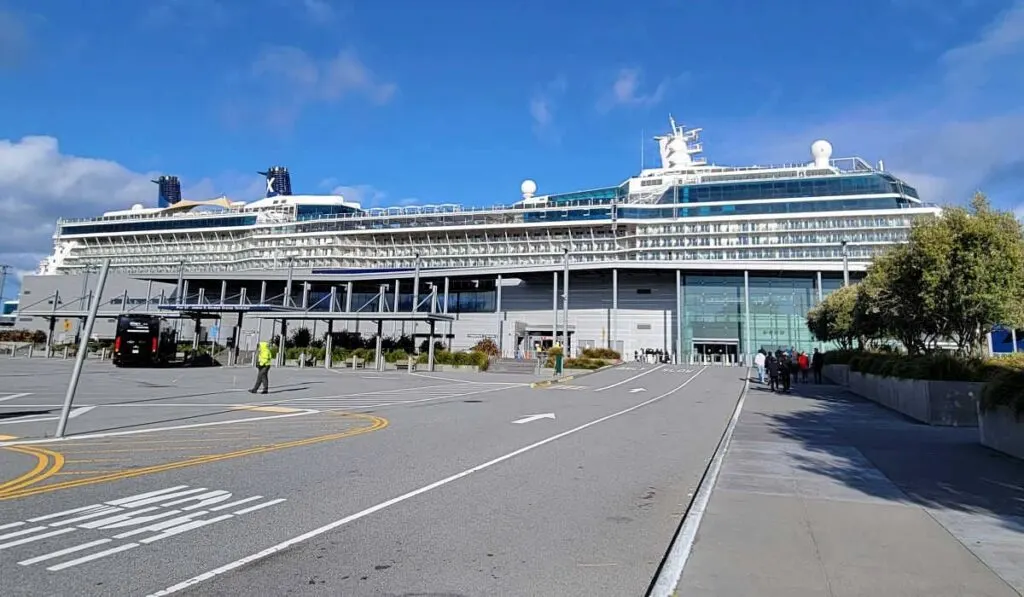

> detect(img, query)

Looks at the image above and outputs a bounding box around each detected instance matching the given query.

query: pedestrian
[798,352,810,382]
[766,353,780,392]
[812,348,825,384]
[780,355,792,392]
[754,349,766,383]
[250,340,272,394]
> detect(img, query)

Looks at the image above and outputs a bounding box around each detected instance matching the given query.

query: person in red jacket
[797,352,810,383]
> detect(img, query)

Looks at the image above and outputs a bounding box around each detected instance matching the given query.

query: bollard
[251,352,256,368]
[101,348,107,360]
[407,358,414,373]
[28,345,34,359]
[351,356,358,369]
[299,352,305,368]
[63,346,69,360]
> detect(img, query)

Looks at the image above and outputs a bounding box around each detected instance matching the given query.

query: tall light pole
[284,256,295,308]
[562,248,570,354]
[841,238,850,287]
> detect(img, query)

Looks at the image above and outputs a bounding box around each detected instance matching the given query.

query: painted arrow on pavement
[629,388,647,393]
[512,413,556,425]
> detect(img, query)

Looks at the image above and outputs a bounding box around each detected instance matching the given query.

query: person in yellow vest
[249,341,273,394]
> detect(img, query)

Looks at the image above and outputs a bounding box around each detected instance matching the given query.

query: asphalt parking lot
[0,357,745,596]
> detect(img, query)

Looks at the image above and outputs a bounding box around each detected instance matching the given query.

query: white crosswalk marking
[0,485,285,572]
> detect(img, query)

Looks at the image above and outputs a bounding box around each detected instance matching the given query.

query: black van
[113,315,177,367]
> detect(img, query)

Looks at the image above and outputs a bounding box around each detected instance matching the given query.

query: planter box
[823,364,850,386]
[978,405,1024,460]
[844,371,981,427]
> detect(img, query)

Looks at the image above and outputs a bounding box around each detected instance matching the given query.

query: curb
[529,362,622,389]
[646,368,752,596]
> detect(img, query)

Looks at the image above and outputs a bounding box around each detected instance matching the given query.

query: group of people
[753,348,824,393]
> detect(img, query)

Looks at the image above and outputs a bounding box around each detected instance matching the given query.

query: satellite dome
[520,179,537,198]
[131,203,144,211]
[811,140,833,167]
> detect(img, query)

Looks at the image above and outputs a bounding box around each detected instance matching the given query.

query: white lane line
[0,409,318,448]
[149,367,708,597]
[18,538,113,566]
[410,372,528,386]
[232,498,287,516]
[649,371,750,597]
[0,526,47,541]
[0,521,26,531]
[593,364,666,392]
[0,393,32,403]
[0,527,75,550]
[47,542,140,571]
[209,496,263,512]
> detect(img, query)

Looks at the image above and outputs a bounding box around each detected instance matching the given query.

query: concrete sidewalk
[676,378,1024,596]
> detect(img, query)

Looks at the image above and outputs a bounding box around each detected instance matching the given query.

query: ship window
[636,288,652,294]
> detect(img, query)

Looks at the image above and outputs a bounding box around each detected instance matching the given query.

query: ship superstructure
[39,117,936,278]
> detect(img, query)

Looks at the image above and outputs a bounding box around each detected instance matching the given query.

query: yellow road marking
[60,446,220,454]
[231,405,305,413]
[0,413,387,501]
[0,445,65,497]
[0,435,18,441]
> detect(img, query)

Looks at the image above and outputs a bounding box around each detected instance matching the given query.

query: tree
[291,327,312,348]
[926,193,1024,355]
[806,284,859,349]
[472,338,501,357]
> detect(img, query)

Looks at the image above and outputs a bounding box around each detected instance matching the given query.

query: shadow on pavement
[749,381,1024,535]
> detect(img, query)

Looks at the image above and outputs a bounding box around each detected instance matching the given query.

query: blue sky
[1,0,1023,296]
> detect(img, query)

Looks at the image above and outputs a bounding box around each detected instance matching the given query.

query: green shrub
[581,348,621,360]
[565,357,603,370]
[385,349,409,363]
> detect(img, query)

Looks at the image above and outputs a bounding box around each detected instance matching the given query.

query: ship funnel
[257,166,293,198]
[152,175,182,207]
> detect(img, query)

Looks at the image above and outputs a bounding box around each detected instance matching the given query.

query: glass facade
[658,173,918,204]
[680,273,852,355]
[61,215,257,235]
[296,205,362,220]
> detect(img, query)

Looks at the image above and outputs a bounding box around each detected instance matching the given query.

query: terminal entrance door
[692,340,739,365]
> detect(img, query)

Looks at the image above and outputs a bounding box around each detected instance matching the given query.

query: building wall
[15,269,849,358]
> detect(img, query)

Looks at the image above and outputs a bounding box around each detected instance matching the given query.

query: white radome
[811,139,833,160]
[520,179,538,196]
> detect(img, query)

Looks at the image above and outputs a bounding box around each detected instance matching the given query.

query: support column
[744,270,751,365]
[145,280,153,312]
[325,320,334,368]
[393,278,401,337]
[443,276,451,350]
[345,282,353,311]
[301,282,309,309]
[375,320,384,371]
[428,320,436,372]
[1013,328,1019,353]
[816,271,823,304]
[676,270,683,365]
[552,272,559,347]
[611,269,618,351]
[496,274,503,357]
[219,280,227,305]
[259,280,267,305]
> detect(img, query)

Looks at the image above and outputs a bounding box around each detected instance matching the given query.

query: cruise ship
[20,117,940,362]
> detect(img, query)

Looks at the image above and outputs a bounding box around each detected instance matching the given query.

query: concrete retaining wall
[978,405,1024,460]
[823,363,981,427]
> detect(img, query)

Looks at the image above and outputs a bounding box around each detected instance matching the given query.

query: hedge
[826,350,1024,414]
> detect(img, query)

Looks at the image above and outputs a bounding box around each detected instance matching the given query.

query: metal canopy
[247,310,454,323]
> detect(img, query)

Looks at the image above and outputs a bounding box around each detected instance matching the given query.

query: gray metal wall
[13,271,683,357]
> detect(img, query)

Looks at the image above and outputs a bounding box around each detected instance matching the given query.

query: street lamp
[840,238,850,287]
[562,248,569,352]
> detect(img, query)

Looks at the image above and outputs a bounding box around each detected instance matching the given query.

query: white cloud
[0,136,264,288]
[327,182,417,207]
[597,68,680,113]
[0,9,29,69]
[732,0,1024,212]
[299,0,338,22]
[530,76,567,141]
[229,46,396,130]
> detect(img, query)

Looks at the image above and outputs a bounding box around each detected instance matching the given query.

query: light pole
[175,259,186,305]
[75,264,98,345]
[841,238,850,287]
[284,256,295,308]
[562,248,570,354]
